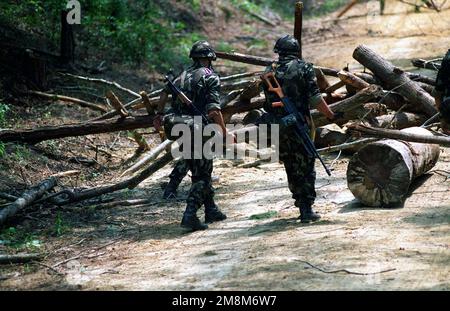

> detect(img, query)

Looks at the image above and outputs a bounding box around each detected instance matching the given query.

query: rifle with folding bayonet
[261,71,332,176]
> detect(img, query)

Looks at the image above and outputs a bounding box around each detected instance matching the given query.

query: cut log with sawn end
[347,127,440,207]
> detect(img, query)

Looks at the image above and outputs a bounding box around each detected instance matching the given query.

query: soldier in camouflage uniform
[433,49,450,135]
[154,41,230,231]
[262,35,339,223]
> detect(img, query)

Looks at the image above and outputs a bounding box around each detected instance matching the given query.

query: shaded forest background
[0,0,349,71]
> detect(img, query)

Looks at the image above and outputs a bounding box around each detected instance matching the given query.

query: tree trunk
[353,45,438,117]
[294,2,304,59]
[0,177,57,226]
[347,127,440,207]
[0,115,155,144]
[60,10,75,65]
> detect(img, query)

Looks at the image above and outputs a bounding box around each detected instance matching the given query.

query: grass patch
[249,210,278,220]
[0,226,43,251]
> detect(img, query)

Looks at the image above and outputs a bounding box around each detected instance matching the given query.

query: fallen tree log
[348,124,450,147]
[315,124,350,149]
[222,96,266,123]
[347,127,441,207]
[121,139,172,177]
[353,45,438,117]
[312,85,383,127]
[411,58,441,71]
[26,90,107,113]
[0,253,42,264]
[0,115,155,144]
[405,72,436,86]
[371,112,427,129]
[215,51,340,76]
[0,177,57,226]
[338,70,370,91]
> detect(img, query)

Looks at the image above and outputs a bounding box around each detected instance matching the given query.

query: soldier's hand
[153,113,164,131]
[328,111,344,122]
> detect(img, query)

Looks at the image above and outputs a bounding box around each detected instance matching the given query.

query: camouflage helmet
[189,40,217,60]
[274,35,300,55]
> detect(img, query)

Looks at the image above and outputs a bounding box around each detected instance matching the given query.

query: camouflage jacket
[435,49,450,99]
[168,62,221,117]
[262,55,322,119]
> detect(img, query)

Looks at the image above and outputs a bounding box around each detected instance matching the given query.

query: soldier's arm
[205,74,236,142]
[303,64,336,120]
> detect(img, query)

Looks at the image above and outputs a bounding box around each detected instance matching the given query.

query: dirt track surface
[1,0,450,290]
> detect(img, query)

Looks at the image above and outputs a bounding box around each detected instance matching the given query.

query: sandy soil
[1,0,449,290]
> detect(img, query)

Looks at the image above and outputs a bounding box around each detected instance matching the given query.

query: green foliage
[0,226,42,250]
[0,142,5,158]
[53,212,70,236]
[0,103,10,127]
[13,144,31,162]
[0,0,205,72]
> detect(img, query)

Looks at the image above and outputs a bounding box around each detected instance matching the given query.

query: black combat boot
[162,180,179,199]
[204,199,227,224]
[181,204,208,231]
[299,203,321,223]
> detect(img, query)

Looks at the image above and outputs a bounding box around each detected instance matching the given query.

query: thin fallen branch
[26,90,107,113]
[348,124,450,146]
[317,138,379,154]
[52,240,118,268]
[59,72,141,98]
[412,58,442,71]
[294,259,396,276]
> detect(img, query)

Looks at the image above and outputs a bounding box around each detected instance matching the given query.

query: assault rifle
[261,72,332,176]
[164,75,210,124]
[165,75,236,143]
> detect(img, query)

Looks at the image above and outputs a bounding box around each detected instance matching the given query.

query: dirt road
[1,1,449,290]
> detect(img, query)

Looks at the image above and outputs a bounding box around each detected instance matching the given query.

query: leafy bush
[0,0,205,72]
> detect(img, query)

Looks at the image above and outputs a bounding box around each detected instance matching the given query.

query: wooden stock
[261,72,286,108]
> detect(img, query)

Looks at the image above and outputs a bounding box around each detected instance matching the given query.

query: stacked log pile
[0,42,446,224]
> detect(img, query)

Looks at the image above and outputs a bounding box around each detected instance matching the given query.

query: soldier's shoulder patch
[198,67,214,77]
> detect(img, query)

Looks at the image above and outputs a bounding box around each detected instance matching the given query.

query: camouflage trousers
[185,158,215,209]
[279,129,317,206]
[169,159,190,188]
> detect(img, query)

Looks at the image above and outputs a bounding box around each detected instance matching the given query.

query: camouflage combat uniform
[164,159,190,198]
[434,49,450,127]
[262,54,322,208]
[164,51,225,230]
